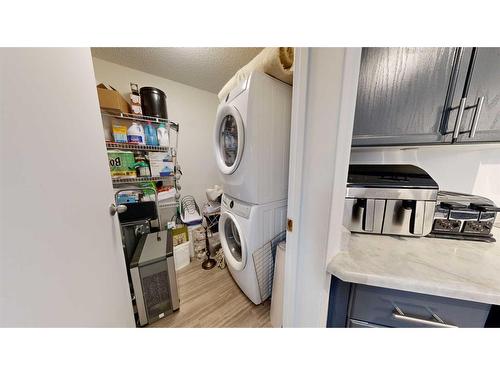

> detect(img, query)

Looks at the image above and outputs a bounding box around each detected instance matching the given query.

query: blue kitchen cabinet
[327,277,492,328]
[352,48,458,146]
[352,47,500,146]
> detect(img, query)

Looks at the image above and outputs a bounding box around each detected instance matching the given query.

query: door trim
[283,48,362,327]
[282,47,309,327]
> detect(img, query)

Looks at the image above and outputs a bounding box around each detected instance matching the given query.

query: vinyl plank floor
[148,258,272,328]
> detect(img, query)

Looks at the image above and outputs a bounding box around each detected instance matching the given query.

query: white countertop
[327,226,500,305]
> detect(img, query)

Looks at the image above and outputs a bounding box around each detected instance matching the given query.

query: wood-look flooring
[149,258,272,328]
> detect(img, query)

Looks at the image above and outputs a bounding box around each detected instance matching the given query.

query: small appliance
[343,164,439,237]
[430,191,499,242]
[130,230,179,327]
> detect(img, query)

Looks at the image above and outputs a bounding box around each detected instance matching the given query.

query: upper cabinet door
[352,48,458,146]
[455,48,500,143]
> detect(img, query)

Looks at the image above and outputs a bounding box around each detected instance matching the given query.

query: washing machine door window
[219,212,246,271]
[214,105,244,175]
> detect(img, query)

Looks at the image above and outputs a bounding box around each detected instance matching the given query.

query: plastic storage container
[140,87,168,119]
[173,241,191,270]
[187,224,202,258]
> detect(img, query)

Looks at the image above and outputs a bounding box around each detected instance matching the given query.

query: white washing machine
[219,194,287,305]
[214,71,292,205]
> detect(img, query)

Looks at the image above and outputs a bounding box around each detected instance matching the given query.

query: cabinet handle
[392,305,457,328]
[452,48,478,142]
[452,97,467,140]
[469,96,485,138]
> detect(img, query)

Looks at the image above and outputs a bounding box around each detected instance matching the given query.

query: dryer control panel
[222,195,251,219]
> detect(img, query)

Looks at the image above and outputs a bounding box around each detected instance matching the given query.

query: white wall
[283,48,361,327]
[92,57,221,207]
[350,146,500,206]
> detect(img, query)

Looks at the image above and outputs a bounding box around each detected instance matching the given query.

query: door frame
[283,48,362,327]
[282,47,309,327]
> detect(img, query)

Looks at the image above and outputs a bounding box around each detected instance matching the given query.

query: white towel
[218,47,294,102]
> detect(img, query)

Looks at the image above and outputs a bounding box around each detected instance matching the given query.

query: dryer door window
[220,212,246,271]
[214,105,244,175]
[220,115,239,168]
[224,218,242,261]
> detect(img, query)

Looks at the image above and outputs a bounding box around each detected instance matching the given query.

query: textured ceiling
[91,47,263,94]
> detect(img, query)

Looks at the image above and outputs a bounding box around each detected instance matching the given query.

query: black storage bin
[118,201,158,223]
[140,86,168,119]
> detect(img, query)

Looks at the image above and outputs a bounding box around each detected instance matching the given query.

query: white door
[219,212,247,271]
[214,104,245,174]
[0,48,135,327]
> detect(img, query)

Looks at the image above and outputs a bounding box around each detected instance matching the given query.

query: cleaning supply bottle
[144,121,159,146]
[127,122,145,144]
[157,123,170,147]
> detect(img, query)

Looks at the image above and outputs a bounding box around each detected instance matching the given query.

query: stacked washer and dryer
[214,71,292,305]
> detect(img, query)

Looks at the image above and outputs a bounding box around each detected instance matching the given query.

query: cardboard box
[112,123,128,143]
[130,94,142,115]
[148,152,174,177]
[130,83,142,115]
[97,83,130,113]
[172,226,189,246]
[131,103,143,115]
[130,94,141,105]
[107,150,136,178]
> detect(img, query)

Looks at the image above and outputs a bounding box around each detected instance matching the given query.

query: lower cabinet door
[349,284,491,328]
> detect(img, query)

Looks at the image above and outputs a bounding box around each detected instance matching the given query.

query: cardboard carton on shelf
[130,82,143,115]
[97,83,130,113]
[148,151,174,177]
[107,150,136,178]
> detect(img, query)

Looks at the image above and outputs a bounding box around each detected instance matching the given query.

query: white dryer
[214,71,292,205]
[219,194,287,305]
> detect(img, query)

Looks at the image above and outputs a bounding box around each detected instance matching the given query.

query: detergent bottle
[144,121,159,146]
[127,122,145,144]
[157,123,170,147]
